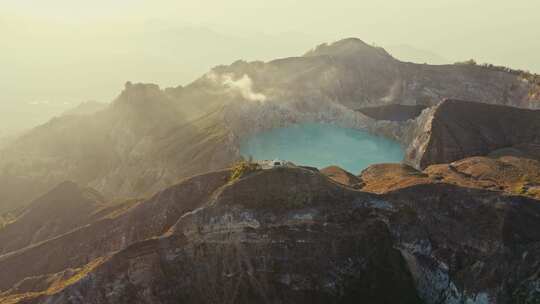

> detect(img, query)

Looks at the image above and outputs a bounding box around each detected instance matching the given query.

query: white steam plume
[207,72,267,102]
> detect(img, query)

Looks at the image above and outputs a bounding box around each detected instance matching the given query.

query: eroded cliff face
[385,184,540,304]
[0,167,539,304]
[404,99,540,169]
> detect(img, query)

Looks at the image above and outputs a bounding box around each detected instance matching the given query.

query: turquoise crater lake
[240,123,404,174]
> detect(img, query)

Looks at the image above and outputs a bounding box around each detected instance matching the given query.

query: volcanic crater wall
[404,99,540,169]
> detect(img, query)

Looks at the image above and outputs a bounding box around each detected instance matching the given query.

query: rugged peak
[109,81,183,128]
[123,81,159,91]
[112,82,165,108]
[304,37,393,59]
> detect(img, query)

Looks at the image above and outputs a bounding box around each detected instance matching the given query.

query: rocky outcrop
[321,165,363,187]
[426,153,540,199]
[359,163,433,194]
[360,149,540,200]
[405,99,540,169]
[0,167,539,303]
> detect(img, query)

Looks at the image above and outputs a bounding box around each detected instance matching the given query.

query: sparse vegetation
[229,160,261,182]
[454,59,540,86]
[509,175,540,196]
[0,258,105,303]
[454,59,540,99]
[455,59,477,66]
[481,64,540,85]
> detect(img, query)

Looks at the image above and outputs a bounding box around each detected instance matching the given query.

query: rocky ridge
[0,167,538,303]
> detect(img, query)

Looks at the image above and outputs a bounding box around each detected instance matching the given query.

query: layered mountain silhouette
[1,38,540,303]
[1,38,539,214]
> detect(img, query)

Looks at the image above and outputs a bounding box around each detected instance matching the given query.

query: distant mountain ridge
[62,101,107,116]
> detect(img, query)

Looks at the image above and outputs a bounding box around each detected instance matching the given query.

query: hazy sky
[1,0,539,130]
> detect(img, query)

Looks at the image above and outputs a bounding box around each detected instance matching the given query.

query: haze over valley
[2,0,540,133]
[1,1,540,303]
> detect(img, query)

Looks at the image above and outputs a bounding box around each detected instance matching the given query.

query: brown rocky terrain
[320,165,363,187]
[359,147,540,200]
[405,99,540,169]
[0,166,538,303]
[358,163,433,194]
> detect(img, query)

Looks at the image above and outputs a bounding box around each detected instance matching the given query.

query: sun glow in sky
[1,0,539,119]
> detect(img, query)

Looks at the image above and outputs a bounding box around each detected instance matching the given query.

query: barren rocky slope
[0,83,238,214]
[0,167,538,303]
[405,99,540,169]
[360,149,540,201]
[0,182,128,255]
[320,165,364,187]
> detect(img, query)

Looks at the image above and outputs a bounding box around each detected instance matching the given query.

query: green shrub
[229,161,261,182]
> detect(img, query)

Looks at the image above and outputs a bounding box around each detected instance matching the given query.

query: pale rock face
[402,99,540,169]
[400,242,498,304]
[403,105,438,168]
